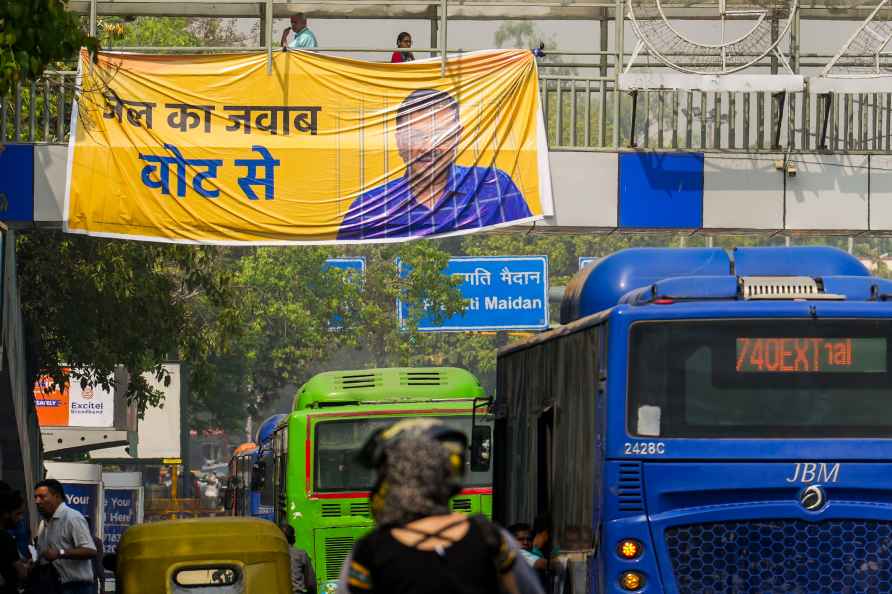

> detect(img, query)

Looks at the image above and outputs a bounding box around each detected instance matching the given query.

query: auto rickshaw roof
[117,517,288,561]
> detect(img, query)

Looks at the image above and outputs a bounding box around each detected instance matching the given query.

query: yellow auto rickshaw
[107,517,292,593]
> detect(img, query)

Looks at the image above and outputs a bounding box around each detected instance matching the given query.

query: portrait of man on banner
[337,89,532,240]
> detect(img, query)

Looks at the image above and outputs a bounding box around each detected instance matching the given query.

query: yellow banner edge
[62,57,84,233]
[62,214,546,246]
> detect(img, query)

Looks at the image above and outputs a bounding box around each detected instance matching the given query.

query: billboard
[66,50,552,244]
[399,256,549,331]
[34,373,115,428]
[63,483,100,524]
[90,363,182,460]
[103,488,138,553]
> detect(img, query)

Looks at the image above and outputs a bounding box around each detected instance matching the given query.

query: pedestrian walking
[508,523,544,570]
[282,524,316,594]
[33,479,97,594]
[83,517,104,594]
[391,32,415,63]
[336,418,542,594]
[0,488,29,594]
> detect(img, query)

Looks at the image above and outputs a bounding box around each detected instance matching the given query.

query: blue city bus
[226,414,286,519]
[493,246,892,594]
[226,442,257,517]
[253,413,287,521]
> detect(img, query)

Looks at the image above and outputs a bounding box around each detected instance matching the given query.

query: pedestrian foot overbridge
[9,0,892,237]
[8,139,892,236]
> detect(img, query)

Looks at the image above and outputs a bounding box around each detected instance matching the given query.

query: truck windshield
[628,319,892,438]
[314,415,492,492]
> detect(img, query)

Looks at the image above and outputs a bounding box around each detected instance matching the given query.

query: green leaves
[0,0,97,96]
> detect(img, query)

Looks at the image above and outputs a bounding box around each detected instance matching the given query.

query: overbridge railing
[1,72,77,144]
[5,65,892,155]
[540,77,892,153]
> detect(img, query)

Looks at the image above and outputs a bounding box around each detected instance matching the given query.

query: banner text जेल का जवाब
[65,50,553,244]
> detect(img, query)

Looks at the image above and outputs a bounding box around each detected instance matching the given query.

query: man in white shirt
[34,479,97,594]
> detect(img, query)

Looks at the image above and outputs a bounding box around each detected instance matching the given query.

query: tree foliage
[99,16,247,48]
[202,242,466,433]
[16,232,240,415]
[0,0,97,96]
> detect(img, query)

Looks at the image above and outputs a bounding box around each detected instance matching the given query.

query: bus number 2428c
[624,442,666,455]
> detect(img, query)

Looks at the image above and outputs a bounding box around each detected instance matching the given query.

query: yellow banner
[65,50,552,244]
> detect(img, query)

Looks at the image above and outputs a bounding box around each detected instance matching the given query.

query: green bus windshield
[314,415,492,492]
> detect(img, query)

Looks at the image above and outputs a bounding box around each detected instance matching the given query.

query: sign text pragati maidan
[65,50,552,244]
[399,256,549,331]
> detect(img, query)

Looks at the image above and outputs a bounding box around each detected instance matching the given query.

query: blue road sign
[399,256,549,331]
[324,258,365,273]
[579,256,600,270]
[324,258,364,329]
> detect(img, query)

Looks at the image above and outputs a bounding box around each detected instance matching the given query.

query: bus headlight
[618,539,643,560]
[620,571,645,591]
[321,581,338,594]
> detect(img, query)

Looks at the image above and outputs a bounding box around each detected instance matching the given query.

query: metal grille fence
[6,69,892,154]
[666,519,892,594]
[540,79,892,153]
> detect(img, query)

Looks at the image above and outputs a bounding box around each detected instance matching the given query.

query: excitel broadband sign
[34,373,114,428]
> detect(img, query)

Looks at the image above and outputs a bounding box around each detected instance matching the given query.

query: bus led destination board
[736,337,887,373]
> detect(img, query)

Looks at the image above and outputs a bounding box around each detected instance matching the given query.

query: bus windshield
[629,319,892,438]
[314,415,492,492]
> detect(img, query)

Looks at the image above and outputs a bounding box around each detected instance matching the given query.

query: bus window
[260,457,276,507]
[536,407,553,518]
[313,416,493,492]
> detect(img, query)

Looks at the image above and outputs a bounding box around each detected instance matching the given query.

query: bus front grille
[324,537,356,580]
[320,503,341,518]
[336,372,381,390]
[666,519,892,593]
[349,502,371,517]
[400,370,444,386]
[451,498,472,512]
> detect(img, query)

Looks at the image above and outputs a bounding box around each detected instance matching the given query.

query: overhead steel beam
[67,0,892,20]
[68,0,612,19]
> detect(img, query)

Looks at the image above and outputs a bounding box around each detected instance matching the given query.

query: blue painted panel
[0,144,34,222]
[618,153,704,229]
[399,256,549,331]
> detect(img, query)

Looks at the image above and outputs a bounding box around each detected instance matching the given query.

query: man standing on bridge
[33,479,97,594]
[281,13,318,49]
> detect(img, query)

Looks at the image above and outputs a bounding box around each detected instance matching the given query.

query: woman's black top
[346,516,514,594]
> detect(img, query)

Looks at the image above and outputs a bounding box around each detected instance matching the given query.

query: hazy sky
[240,14,870,73]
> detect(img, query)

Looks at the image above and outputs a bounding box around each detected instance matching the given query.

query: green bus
[264,367,493,594]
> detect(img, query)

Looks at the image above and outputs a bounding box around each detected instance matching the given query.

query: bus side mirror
[470,425,492,472]
[251,462,266,491]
